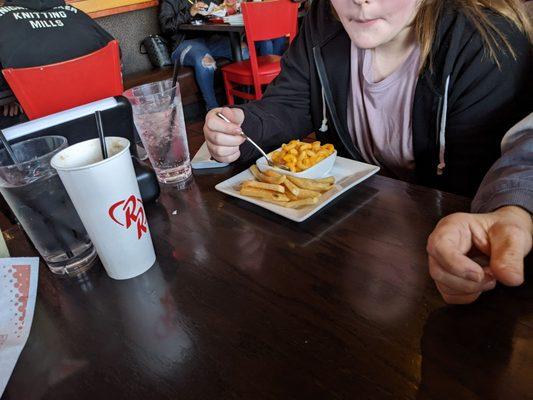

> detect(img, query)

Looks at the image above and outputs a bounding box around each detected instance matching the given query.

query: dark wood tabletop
[178,10,306,32]
[179,23,245,61]
[2,125,533,400]
[179,22,245,33]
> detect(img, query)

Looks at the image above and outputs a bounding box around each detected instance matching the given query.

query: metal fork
[216,112,290,171]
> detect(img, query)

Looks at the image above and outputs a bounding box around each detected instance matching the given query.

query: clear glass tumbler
[0,136,97,276]
[124,79,192,185]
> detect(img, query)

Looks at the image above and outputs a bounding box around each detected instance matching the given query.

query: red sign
[108,195,148,239]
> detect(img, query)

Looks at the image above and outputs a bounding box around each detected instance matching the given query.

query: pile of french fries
[239,165,335,209]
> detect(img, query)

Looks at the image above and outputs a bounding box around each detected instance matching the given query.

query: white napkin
[191,142,229,169]
[0,257,39,396]
[198,2,227,17]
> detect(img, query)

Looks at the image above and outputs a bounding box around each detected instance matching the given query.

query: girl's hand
[203,107,246,163]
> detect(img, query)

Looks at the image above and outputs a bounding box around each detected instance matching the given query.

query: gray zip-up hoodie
[472,113,533,214]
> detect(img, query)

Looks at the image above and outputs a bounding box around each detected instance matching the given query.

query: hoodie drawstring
[437,75,450,176]
[319,87,328,132]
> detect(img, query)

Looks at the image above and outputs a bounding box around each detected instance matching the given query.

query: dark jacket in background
[159,0,222,52]
[0,0,114,91]
[236,0,532,199]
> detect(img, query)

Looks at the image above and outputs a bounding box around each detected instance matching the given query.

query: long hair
[414,0,532,71]
[331,0,532,70]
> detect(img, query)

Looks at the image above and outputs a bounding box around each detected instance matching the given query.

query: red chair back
[241,0,298,43]
[2,40,123,120]
[241,0,298,88]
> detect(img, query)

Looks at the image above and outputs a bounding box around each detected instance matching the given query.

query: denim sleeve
[471,113,533,214]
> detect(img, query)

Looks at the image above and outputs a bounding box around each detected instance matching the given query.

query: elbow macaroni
[270,140,335,173]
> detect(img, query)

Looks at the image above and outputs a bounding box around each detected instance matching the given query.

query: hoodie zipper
[312,31,450,176]
[312,44,363,162]
[436,75,450,176]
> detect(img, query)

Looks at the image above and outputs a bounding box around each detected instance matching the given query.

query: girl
[203,0,532,304]
[204,0,531,197]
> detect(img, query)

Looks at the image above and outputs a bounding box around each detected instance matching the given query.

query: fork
[216,112,290,171]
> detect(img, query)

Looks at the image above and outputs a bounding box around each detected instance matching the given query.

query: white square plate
[215,156,380,222]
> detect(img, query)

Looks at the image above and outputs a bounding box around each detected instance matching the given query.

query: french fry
[260,196,319,209]
[315,176,335,184]
[296,188,322,199]
[249,165,286,184]
[240,187,289,202]
[282,178,300,197]
[241,180,285,193]
[249,165,263,180]
[287,176,333,192]
[285,190,299,201]
[240,165,334,210]
[283,197,319,208]
[263,169,282,178]
[257,198,291,206]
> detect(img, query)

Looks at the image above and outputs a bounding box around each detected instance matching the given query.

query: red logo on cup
[108,195,148,239]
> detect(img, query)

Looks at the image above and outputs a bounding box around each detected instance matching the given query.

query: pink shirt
[347,43,420,181]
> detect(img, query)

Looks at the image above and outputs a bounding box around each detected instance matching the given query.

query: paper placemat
[0,257,39,396]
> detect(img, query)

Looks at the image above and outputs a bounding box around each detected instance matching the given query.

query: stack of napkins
[199,2,227,17]
[191,142,229,169]
[223,14,244,25]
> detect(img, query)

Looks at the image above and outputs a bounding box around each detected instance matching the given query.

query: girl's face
[330,0,419,49]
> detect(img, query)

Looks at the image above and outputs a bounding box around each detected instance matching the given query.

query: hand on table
[203,107,245,163]
[2,101,22,117]
[427,206,532,304]
[190,1,208,16]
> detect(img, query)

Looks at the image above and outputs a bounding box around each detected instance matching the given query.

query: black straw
[0,129,19,164]
[95,111,108,159]
[170,36,185,105]
[165,37,186,160]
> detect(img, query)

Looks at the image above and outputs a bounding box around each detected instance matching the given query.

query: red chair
[221,0,298,104]
[2,40,123,120]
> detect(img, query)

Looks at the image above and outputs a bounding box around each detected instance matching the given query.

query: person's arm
[427,114,533,304]
[203,9,315,163]
[471,113,533,214]
[159,0,193,37]
[427,9,533,304]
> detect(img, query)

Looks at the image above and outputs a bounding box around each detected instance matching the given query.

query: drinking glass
[0,136,97,275]
[124,79,192,185]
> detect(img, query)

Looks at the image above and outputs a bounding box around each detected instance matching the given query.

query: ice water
[1,172,96,275]
[125,79,192,185]
[135,99,192,184]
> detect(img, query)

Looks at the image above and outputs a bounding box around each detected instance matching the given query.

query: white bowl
[256,149,337,179]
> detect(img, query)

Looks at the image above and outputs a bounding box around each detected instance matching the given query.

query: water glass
[124,79,192,185]
[0,136,97,275]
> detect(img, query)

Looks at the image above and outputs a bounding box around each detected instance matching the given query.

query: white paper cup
[51,137,156,280]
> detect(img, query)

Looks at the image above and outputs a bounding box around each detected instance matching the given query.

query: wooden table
[179,23,246,62]
[2,128,533,400]
[179,10,307,62]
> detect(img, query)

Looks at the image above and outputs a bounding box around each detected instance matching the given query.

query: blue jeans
[172,36,235,111]
[256,37,287,56]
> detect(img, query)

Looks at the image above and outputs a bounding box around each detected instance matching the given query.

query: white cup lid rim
[51,137,131,172]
